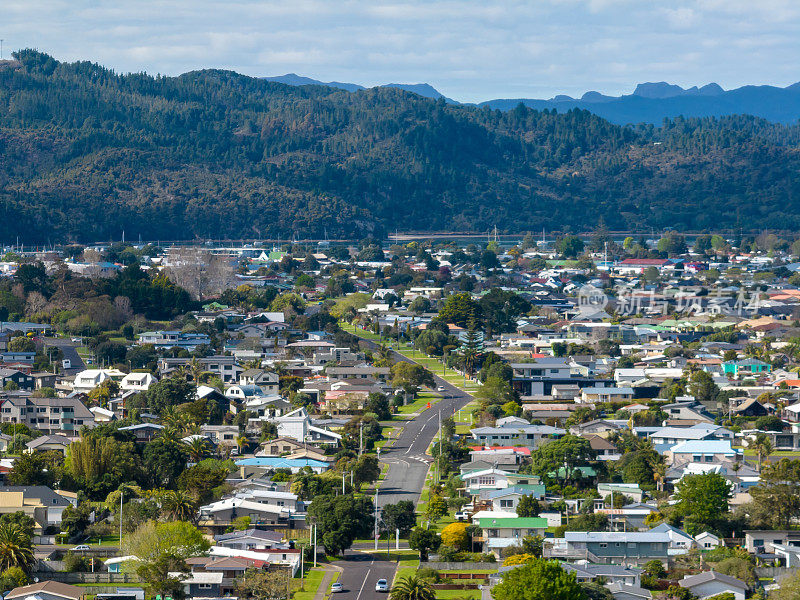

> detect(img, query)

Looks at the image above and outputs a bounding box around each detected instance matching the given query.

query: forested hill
[1,50,800,243]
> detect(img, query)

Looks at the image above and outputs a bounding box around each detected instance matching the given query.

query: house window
[615,542,621,547]
[599,543,608,548]
[500,500,514,508]
[692,454,702,462]
[704,455,713,462]
[488,529,498,538]
[199,584,213,590]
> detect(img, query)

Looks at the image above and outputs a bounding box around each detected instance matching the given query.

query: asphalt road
[334,342,475,599]
[41,337,86,375]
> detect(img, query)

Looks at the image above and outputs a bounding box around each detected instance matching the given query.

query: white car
[71,544,90,551]
[437,386,446,392]
[375,579,389,592]
[454,511,471,521]
[330,582,343,593]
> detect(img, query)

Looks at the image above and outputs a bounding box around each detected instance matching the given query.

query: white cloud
[0,0,797,102]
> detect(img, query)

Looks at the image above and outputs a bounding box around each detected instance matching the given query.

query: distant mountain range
[480,81,800,125]
[263,73,456,103]
[267,74,800,125]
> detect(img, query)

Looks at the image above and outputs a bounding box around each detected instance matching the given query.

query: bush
[63,552,88,572]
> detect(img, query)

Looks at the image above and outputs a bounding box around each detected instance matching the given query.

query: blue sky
[3,0,799,103]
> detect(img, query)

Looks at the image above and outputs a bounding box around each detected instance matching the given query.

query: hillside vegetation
[1,50,800,242]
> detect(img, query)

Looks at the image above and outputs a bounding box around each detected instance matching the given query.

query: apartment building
[0,396,94,435]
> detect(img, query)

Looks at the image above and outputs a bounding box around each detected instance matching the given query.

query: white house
[120,372,157,393]
[694,532,722,550]
[274,407,341,445]
[72,368,125,393]
[678,571,747,600]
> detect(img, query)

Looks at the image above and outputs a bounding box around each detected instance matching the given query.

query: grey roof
[0,485,71,506]
[565,531,670,543]
[26,434,72,449]
[214,528,284,543]
[679,570,747,590]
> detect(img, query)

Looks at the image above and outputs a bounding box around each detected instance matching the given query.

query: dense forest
[1,50,800,243]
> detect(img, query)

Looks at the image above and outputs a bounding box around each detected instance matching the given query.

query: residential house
[695,532,722,550]
[201,425,240,447]
[558,531,670,565]
[239,369,279,394]
[4,582,83,600]
[649,523,696,554]
[597,483,645,503]
[678,571,747,600]
[580,387,634,403]
[486,485,547,512]
[0,486,73,534]
[606,583,652,600]
[120,372,157,393]
[745,530,800,553]
[159,356,243,383]
[0,369,34,391]
[273,407,341,446]
[470,422,565,449]
[560,563,642,587]
[473,512,548,554]
[730,397,769,417]
[26,434,72,454]
[510,359,613,397]
[326,366,390,382]
[118,422,165,442]
[214,528,289,551]
[722,358,771,378]
[667,440,742,467]
[72,369,125,393]
[136,330,211,350]
[0,396,95,436]
[198,497,292,532]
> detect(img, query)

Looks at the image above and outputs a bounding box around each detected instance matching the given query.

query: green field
[292,568,327,600]
[340,322,481,394]
[435,590,481,599]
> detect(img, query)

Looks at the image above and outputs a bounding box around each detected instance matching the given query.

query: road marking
[355,568,371,600]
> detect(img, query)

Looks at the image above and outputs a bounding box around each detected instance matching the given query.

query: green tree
[389,574,436,600]
[7,453,55,487]
[674,472,732,534]
[516,495,540,517]
[408,527,441,561]
[236,568,290,600]
[391,362,435,396]
[143,438,187,488]
[529,435,594,482]
[0,523,34,573]
[161,490,198,522]
[748,459,800,529]
[492,558,586,600]
[382,501,417,536]
[750,432,774,472]
[306,494,374,556]
[438,293,479,328]
[555,236,585,259]
[425,495,448,522]
[476,376,516,406]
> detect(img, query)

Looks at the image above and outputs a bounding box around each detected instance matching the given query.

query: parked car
[71,544,90,551]
[454,511,471,521]
[330,582,343,593]
[375,579,389,592]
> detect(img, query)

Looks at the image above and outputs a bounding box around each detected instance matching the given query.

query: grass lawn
[340,322,480,394]
[435,590,481,599]
[292,568,327,600]
[743,449,800,457]
[397,392,442,415]
[86,535,120,547]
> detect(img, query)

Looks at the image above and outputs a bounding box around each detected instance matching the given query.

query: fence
[32,572,140,584]
[424,562,498,570]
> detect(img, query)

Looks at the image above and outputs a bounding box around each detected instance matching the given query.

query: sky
[3,0,800,103]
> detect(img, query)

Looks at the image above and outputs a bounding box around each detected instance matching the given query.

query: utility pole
[313,524,317,567]
[359,421,363,456]
[119,489,123,548]
[374,486,379,550]
[342,471,346,494]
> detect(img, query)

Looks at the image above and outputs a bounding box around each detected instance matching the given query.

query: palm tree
[236,435,249,454]
[185,436,210,463]
[752,432,773,472]
[389,575,436,600]
[0,523,35,572]
[162,490,198,523]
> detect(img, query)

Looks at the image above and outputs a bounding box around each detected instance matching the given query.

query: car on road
[330,582,343,593]
[437,386,446,392]
[375,579,389,592]
[71,544,90,551]
[71,337,82,343]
